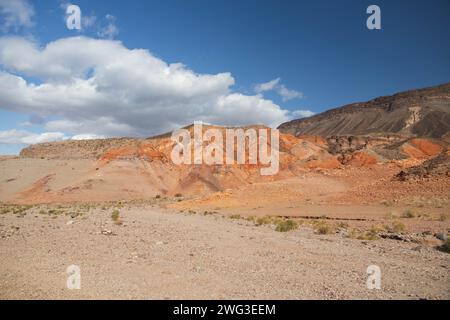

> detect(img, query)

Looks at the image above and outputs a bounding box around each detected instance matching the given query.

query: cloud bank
[0,36,290,140]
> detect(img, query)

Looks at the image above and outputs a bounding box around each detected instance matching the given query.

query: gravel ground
[0,206,449,300]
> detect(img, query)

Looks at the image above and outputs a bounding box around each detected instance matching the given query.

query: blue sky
[0,0,449,154]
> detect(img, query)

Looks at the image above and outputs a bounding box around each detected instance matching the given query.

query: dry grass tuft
[111,209,122,225]
[384,220,405,233]
[401,209,415,218]
[275,219,297,232]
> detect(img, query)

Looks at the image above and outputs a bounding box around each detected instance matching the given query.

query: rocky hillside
[278,83,450,138]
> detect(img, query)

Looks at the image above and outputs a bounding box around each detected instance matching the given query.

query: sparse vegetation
[346,227,378,241]
[175,193,183,198]
[47,209,65,215]
[229,214,241,220]
[275,219,297,232]
[314,221,332,235]
[155,195,161,199]
[0,204,32,215]
[113,201,124,209]
[111,210,122,225]
[384,220,405,233]
[357,225,382,240]
[255,216,272,226]
[337,222,349,229]
[438,212,448,221]
[401,209,415,218]
[384,211,398,220]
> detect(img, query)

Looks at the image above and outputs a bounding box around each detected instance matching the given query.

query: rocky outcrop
[395,152,450,180]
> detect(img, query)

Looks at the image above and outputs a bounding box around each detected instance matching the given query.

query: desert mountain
[1,84,448,204]
[278,83,450,138]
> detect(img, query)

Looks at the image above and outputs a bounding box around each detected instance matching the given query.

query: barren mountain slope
[278,83,450,138]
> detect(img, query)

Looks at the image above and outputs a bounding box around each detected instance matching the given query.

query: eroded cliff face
[278,83,450,138]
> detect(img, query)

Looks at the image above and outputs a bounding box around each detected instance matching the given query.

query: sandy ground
[0,204,449,300]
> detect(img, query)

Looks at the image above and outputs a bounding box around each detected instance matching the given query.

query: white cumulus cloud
[254,77,280,93]
[278,85,303,102]
[254,77,302,102]
[291,109,315,118]
[0,36,290,138]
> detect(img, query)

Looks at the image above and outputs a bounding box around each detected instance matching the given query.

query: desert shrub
[48,209,65,215]
[347,229,359,239]
[155,195,161,199]
[229,214,241,220]
[175,193,182,198]
[384,212,398,220]
[384,221,405,233]
[111,210,122,225]
[337,222,349,229]
[314,222,332,235]
[438,213,449,221]
[1,205,32,215]
[68,211,83,218]
[357,225,381,240]
[401,209,415,218]
[275,219,297,232]
[0,207,11,214]
[255,216,272,226]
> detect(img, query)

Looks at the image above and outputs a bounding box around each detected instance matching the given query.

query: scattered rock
[101,229,115,236]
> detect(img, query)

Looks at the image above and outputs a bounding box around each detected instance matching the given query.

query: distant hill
[278,83,450,138]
